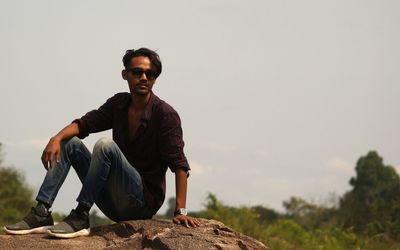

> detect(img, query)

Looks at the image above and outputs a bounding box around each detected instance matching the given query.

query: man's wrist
[174,208,188,216]
[52,135,62,142]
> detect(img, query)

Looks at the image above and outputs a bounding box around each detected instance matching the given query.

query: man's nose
[139,72,148,81]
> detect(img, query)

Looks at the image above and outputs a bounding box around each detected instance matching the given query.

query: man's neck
[130,92,151,110]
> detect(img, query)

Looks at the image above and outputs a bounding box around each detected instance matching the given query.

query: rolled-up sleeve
[158,111,190,174]
[72,95,115,139]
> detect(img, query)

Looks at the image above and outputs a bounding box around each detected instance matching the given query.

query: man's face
[122,56,157,96]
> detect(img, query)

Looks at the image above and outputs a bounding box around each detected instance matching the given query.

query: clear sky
[1,0,399,215]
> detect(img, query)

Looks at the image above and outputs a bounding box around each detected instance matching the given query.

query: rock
[0,218,269,249]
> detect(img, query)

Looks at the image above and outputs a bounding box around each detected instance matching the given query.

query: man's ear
[122,69,127,80]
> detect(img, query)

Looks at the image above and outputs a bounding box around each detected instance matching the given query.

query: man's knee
[63,136,83,150]
[93,137,116,154]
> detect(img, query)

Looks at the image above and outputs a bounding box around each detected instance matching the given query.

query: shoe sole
[3,225,53,235]
[46,228,90,238]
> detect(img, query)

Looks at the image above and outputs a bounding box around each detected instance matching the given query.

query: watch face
[175,208,188,216]
[179,208,188,216]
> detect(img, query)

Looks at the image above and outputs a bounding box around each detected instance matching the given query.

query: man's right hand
[40,123,80,170]
[41,136,61,170]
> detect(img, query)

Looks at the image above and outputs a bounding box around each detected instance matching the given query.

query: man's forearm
[52,123,80,142]
[175,168,188,210]
[173,168,200,228]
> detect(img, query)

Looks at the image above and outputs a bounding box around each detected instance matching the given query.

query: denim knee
[62,136,83,153]
[93,137,117,156]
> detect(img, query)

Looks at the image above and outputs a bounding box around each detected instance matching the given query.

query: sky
[0,0,399,216]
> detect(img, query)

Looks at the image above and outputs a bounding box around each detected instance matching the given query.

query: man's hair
[123,48,162,78]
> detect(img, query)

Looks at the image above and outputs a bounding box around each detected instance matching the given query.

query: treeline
[183,151,400,249]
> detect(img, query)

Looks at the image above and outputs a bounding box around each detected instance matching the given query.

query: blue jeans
[36,137,153,221]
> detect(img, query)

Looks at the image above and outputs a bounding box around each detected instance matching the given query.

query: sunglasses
[126,68,157,80]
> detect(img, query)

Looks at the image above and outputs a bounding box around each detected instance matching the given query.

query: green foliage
[357,233,400,250]
[0,155,35,226]
[283,196,338,231]
[194,194,361,250]
[252,205,280,225]
[339,151,400,236]
[310,227,358,250]
[0,143,34,226]
[195,189,400,249]
[262,219,358,250]
[263,219,311,249]
[193,193,265,239]
[190,151,400,249]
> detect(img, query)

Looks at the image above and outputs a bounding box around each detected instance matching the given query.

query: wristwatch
[174,208,188,216]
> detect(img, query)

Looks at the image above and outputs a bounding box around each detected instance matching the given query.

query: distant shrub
[0,166,35,226]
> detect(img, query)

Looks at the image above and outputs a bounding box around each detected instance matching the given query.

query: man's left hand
[173,215,200,228]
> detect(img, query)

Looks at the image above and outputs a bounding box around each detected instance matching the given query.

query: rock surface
[0,218,269,249]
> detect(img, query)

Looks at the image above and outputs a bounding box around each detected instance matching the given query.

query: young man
[4,48,199,238]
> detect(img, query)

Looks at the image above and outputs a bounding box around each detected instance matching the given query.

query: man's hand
[41,136,61,170]
[40,122,79,170]
[173,214,200,228]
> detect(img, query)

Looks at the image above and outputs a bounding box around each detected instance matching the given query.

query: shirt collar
[117,91,159,122]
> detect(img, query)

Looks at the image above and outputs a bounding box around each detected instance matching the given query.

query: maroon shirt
[72,92,190,214]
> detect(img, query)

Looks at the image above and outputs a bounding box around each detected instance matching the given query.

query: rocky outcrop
[0,218,269,249]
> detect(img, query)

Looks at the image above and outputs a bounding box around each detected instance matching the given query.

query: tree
[193,193,265,239]
[283,196,338,230]
[252,205,280,225]
[339,151,400,236]
[283,197,316,218]
[0,143,35,226]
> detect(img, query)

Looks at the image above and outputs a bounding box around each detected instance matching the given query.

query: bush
[263,219,311,249]
[0,167,35,226]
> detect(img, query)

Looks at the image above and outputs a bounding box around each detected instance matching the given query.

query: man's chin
[133,89,150,96]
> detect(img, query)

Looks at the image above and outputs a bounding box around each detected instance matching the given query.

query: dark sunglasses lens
[145,70,156,79]
[128,68,156,79]
[131,69,144,77]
